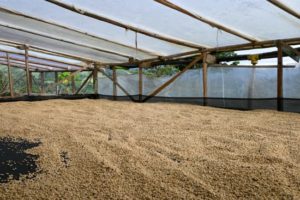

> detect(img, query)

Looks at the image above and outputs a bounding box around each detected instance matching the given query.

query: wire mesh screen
[95,65,300,112]
[11,67,26,96]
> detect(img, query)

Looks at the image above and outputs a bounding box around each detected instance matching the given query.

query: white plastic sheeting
[0,0,299,64]
[168,0,300,41]
[98,66,300,99]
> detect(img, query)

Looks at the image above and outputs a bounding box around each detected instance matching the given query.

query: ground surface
[0,99,299,200]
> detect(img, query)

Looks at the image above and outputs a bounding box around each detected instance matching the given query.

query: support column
[112,66,117,100]
[29,72,33,94]
[6,53,14,97]
[41,72,45,94]
[25,47,31,96]
[138,64,143,102]
[202,52,208,106]
[71,75,76,94]
[93,67,98,95]
[277,41,283,111]
[55,72,58,95]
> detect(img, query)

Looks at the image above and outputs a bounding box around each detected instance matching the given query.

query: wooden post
[277,41,283,111]
[93,67,98,95]
[6,53,14,97]
[41,72,45,94]
[24,47,31,96]
[29,72,33,93]
[97,68,135,102]
[71,75,76,94]
[202,52,208,106]
[138,64,143,102]
[54,72,58,95]
[112,66,117,100]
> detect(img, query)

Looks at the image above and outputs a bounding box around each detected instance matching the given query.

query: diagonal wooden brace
[143,54,203,102]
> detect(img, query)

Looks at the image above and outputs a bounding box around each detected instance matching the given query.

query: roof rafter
[0,7,162,58]
[0,38,103,64]
[155,0,260,42]
[0,23,133,60]
[0,55,79,70]
[0,58,72,71]
[0,49,85,68]
[0,60,56,71]
[267,0,300,19]
[45,0,208,49]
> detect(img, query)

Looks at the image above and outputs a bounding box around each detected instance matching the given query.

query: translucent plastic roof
[0,0,299,67]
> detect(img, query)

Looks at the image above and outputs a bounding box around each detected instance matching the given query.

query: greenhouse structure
[0,0,299,112]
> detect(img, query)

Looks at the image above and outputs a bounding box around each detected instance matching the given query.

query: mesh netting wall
[97,65,300,112]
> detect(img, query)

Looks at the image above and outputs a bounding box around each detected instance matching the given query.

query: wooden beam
[0,23,133,59]
[138,64,143,102]
[97,68,135,101]
[0,56,72,71]
[156,37,300,63]
[71,75,76,94]
[0,38,101,64]
[112,67,117,100]
[0,61,47,71]
[93,67,98,95]
[24,47,31,95]
[0,56,74,71]
[281,42,300,62]
[46,0,207,49]
[155,0,258,42]
[55,72,58,95]
[6,53,14,97]
[45,64,90,92]
[0,6,160,57]
[267,0,300,19]
[29,72,33,93]
[143,55,203,102]
[107,37,300,67]
[75,72,92,94]
[202,52,208,106]
[277,41,283,111]
[0,49,85,68]
[41,72,45,94]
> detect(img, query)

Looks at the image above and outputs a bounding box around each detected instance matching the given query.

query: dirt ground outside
[0,99,299,199]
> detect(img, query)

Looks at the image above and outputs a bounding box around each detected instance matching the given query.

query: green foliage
[143,65,180,78]
[216,51,240,65]
[0,66,8,95]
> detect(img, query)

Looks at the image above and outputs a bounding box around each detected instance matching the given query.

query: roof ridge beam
[0,6,162,57]
[155,0,260,42]
[45,0,208,49]
[267,0,300,19]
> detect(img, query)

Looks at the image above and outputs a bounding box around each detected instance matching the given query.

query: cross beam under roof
[267,0,300,19]
[45,0,208,49]
[155,0,259,42]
